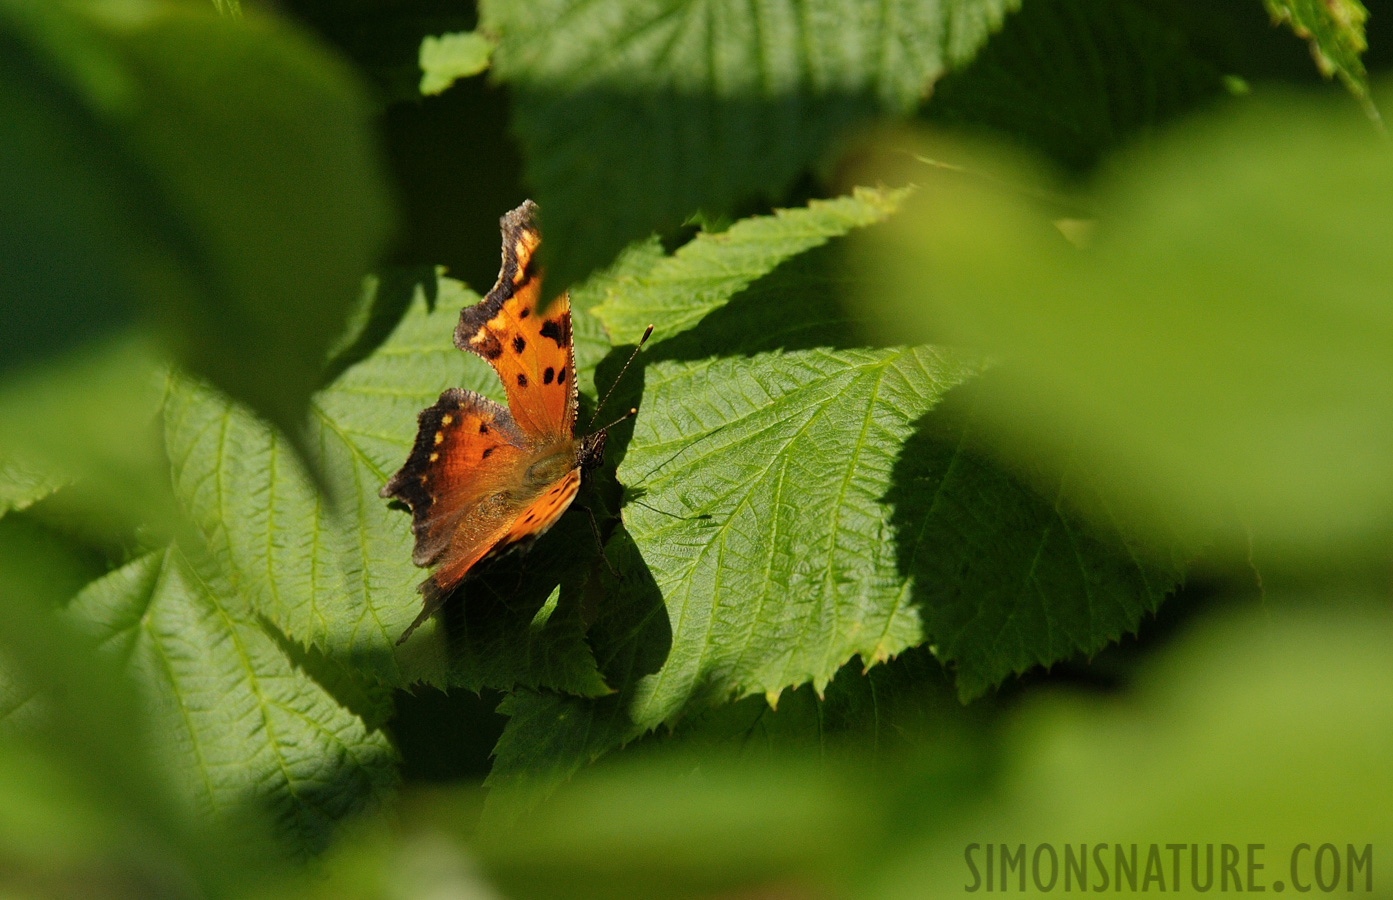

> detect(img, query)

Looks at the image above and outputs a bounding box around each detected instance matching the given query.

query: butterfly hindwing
[453,200,578,441]
[379,387,530,568]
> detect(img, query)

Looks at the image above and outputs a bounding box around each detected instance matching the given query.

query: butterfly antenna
[589,325,654,429]
[592,406,639,435]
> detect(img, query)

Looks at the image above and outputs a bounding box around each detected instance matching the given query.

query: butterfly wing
[453,200,578,442]
[380,388,584,644]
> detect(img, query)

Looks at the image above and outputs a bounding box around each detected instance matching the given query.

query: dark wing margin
[454,200,540,356]
[452,199,578,439]
[379,387,526,566]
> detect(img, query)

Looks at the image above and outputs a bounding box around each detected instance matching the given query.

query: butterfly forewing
[454,200,578,442]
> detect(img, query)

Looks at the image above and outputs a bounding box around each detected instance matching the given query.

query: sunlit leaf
[587,186,907,344]
[419,30,495,96]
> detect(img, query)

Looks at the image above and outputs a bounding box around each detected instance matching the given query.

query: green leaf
[0,0,392,436]
[630,646,990,763]
[860,90,1393,557]
[480,0,1019,289]
[314,601,1393,900]
[419,30,495,96]
[924,0,1229,171]
[1264,0,1371,103]
[871,603,1393,896]
[65,548,398,858]
[489,200,1177,806]
[164,273,608,696]
[0,338,180,538]
[616,343,974,705]
[0,457,65,518]
[587,187,908,344]
[0,533,267,897]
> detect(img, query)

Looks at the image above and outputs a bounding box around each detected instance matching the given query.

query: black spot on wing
[543,367,554,384]
[454,200,540,358]
[557,368,566,385]
[540,318,566,345]
[512,335,526,353]
[517,373,528,387]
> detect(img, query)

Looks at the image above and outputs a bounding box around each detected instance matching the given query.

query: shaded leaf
[480,0,1019,289]
[631,646,992,765]
[924,0,1229,171]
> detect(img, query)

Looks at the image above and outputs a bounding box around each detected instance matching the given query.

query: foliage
[861,91,1393,556]
[0,0,1387,897]
[418,30,495,96]
[1263,0,1370,100]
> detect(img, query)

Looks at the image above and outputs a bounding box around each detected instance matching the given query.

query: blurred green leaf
[1264,0,1370,102]
[65,548,398,859]
[164,274,607,695]
[0,458,65,519]
[870,602,1393,896]
[861,90,1393,557]
[0,0,392,438]
[0,338,178,538]
[0,532,263,899]
[419,30,494,96]
[333,602,1393,900]
[488,603,1393,900]
[480,0,1020,290]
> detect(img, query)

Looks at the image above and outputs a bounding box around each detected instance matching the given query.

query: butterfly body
[381,201,605,643]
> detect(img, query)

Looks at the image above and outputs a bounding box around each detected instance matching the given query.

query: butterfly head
[576,430,607,473]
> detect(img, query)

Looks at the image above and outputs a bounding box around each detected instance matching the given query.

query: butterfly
[381,200,646,645]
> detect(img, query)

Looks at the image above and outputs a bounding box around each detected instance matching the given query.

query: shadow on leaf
[884,384,1182,701]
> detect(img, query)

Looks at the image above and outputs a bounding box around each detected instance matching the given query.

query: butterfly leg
[576,505,620,578]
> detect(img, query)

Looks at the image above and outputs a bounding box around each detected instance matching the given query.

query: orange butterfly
[381,201,644,645]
